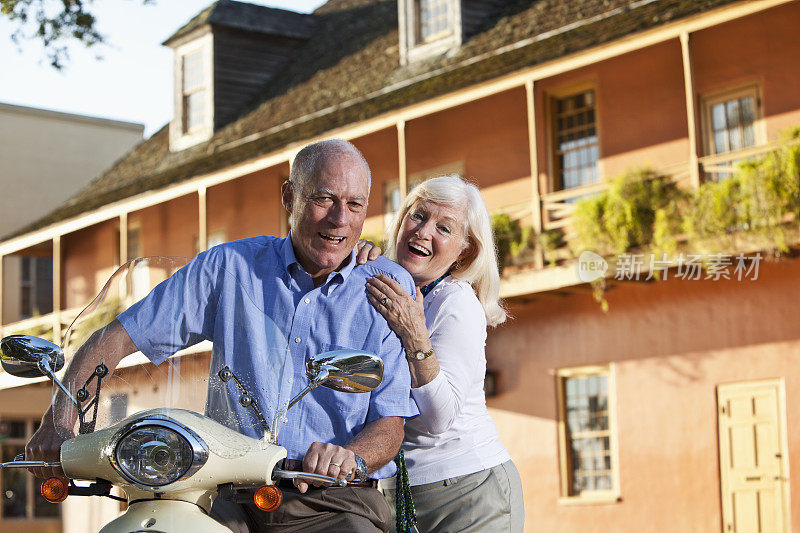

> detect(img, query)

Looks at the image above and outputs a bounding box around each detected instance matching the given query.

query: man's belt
[279,458,378,488]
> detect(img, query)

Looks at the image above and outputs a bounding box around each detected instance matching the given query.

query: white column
[52,236,62,344]
[198,186,208,252]
[397,120,408,199]
[526,80,545,269]
[680,32,701,189]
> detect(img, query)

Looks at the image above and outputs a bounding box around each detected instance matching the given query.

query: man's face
[284,153,370,280]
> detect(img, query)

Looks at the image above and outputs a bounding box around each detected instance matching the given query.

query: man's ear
[280,181,293,213]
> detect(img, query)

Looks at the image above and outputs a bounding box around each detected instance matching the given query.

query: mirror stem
[287,369,329,410]
[39,362,81,411]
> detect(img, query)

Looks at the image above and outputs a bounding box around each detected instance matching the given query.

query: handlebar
[272,468,353,487]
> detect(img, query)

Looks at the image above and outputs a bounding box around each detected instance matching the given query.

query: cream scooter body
[60,408,287,533]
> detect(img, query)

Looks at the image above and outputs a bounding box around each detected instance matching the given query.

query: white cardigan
[403,276,510,486]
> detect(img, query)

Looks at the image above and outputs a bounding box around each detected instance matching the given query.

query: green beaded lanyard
[394,450,417,533]
[395,273,450,532]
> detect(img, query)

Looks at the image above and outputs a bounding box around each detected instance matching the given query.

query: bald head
[289,139,371,196]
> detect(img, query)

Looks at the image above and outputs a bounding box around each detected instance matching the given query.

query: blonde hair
[386,175,507,327]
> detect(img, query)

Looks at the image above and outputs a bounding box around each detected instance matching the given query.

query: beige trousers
[383,460,524,533]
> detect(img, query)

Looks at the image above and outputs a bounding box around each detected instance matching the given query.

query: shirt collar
[280,233,357,288]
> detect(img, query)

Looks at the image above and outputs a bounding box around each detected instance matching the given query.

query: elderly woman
[365,175,524,533]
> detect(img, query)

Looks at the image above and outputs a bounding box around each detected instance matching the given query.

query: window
[703,85,763,156]
[417,0,452,42]
[552,89,599,191]
[19,256,53,319]
[556,365,619,502]
[181,50,205,134]
[399,0,460,65]
[0,419,59,520]
[169,35,212,151]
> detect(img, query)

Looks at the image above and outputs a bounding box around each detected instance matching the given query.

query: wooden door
[718,380,790,533]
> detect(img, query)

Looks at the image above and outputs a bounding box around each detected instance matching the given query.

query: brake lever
[272,468,351,487]
[0,460,61,469]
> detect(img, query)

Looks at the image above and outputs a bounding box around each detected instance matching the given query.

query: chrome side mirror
[287,350,383,409]
[306,350,383,393]
[0,335,65,378]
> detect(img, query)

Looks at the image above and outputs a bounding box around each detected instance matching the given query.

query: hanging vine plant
[567,127,800,309]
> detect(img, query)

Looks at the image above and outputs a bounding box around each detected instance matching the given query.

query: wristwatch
[353,453,369,481]
[406,347,434,361]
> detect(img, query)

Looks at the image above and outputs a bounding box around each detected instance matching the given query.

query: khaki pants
[383,460,524,533]
[210,485,392,532]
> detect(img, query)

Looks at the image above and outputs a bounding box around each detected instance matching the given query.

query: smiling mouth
[319,232,346,244]
[408,243,431,257]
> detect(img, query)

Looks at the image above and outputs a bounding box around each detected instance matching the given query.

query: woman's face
[396,200,471,287]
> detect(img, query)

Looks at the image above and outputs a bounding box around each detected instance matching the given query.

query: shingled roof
[7,0,742,240]
[163,0,317,45]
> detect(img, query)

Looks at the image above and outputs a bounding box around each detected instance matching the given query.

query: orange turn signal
[41,477,69,503]
[253,484,282,512]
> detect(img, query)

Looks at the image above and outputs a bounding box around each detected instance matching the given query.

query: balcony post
[0,254,4,337]
[52,236,61,344]
[680,32,701,189]
[198,186,208,252]
[119,212,129,265]
[397,120,408,200]
[525,79,545,269]
[119,212,129,299]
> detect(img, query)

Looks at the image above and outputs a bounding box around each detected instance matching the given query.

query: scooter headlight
[113,419,207,488]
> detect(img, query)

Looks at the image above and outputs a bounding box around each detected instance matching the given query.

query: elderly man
[26,139,417,532]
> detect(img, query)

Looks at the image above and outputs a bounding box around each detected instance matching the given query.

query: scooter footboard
[100,499,230,533]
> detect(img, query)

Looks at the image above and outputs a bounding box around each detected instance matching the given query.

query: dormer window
[400,0,461,65]
[169,34,213,152]
[417,0,453,43]
[181,50,206,134]
[164,2,315,153]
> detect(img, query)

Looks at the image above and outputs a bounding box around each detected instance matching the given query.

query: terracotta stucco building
[1,0,799,531]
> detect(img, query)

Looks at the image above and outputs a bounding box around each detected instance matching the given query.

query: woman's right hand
[366,275,430,353]
[356,239,382,265]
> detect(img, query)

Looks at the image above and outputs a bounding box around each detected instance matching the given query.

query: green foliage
[539,229,565,267]
[569,129,800,283]
[2,0,152,69]
[571,168,686,256]
[14,312,54,341]
[492,214,535,272]
[685,130,800,254]
[63,297,123,354]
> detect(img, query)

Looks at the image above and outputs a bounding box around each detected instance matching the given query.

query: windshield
[53,256,293,450]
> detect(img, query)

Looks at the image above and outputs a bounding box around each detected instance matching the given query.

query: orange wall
[62,220,119,310]
[407,87,531,189]
[130,194,199,259]
[691,3,800,147]
[207,164,287,243]
[487,258,800,531]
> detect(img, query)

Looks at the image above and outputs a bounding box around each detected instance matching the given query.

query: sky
[0,0,327,138]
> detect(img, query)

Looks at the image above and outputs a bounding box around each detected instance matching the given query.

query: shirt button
[304,298,310,304]
[294,338,301,343]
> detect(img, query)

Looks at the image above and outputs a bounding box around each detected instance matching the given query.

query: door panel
[718,380,789,533]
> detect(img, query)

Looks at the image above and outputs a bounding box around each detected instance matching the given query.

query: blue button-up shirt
[118,235,418,478]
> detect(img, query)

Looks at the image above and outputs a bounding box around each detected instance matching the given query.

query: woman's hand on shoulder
[356,239,383,265]
[366,275,429,350]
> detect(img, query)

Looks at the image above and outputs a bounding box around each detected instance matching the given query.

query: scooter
[0,257,383,532]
